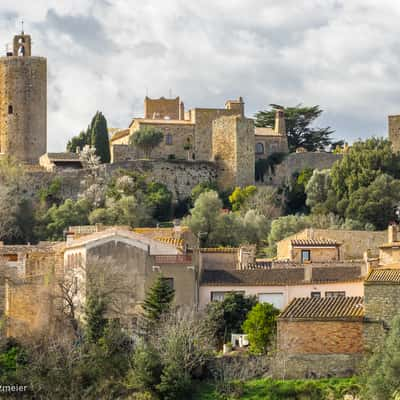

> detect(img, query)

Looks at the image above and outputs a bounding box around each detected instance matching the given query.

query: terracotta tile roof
[291,239,340,247]
[199,248,238,253]
[201,266,363,286]
[311,266,362,282]
[365,268,400,284]
[153,237,184,248]
[201,269,305,286]
[279,296,364,321]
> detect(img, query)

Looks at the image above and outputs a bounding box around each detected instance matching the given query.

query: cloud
[0,0,399,150]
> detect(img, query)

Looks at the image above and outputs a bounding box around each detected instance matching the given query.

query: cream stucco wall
[199,281,364,310]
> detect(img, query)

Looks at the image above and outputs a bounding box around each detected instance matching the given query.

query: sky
[1,0,400,151]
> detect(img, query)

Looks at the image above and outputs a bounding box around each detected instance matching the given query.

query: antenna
[21,19,24,35]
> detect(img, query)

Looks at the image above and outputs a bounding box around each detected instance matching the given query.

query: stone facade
[388,114,400,153]
[144,96,184,120]
[212,116,255,190]
[0,33,46,164]
[363,283,400,349]
[277,228,387,261]
[278,320,364,354]
[127,119,195,160]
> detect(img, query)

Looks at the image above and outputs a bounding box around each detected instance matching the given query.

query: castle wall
[267,152,343,185]
[105,160,218,200]
[0,56,47,163]
[212,116,254,190]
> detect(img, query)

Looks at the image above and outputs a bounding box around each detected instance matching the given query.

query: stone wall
[105,160,218,200]
[254,135,288,160]
[388,115,400,153]
[268,152,343,185]
[5,277,54,337]
[0,56,47,164]
[272,353,363,379]
[278,320,364,354]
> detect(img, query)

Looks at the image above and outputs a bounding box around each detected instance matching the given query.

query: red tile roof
[279,296,364,321]
[365,268,400,284]
[291,239,340,247]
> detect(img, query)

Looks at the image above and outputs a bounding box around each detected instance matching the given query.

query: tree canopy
[242,302,280,354]
[254,104,340,152]
[130,127,164,159]
[66,111,110,163]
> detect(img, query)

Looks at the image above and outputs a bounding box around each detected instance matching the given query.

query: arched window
[166,133,173,145]
[255,142,264,154]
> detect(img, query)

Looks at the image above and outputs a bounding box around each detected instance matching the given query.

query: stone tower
[0,31,47,163]
[388,115,400,153]
[212,115,255,190]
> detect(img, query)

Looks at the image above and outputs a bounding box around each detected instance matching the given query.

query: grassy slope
[193,377,360,400]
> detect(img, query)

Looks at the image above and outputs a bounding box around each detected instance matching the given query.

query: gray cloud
[1,0,399,150]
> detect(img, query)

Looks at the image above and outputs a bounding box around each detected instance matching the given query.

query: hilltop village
[2,30,400,399]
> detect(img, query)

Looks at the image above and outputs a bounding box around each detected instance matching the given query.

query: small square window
[162,277,174,290]
[8,105,13,114]
[311,291,321,298]
[301,250,311,263]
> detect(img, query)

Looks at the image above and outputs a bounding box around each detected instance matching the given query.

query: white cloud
[0,0,399,150]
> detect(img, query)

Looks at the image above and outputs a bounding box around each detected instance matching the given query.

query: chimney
[274,109,286,135]
[388,224,398,243]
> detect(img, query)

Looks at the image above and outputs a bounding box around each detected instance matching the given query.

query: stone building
[110,96,288,189]
[199,264,364,310]
[276,228,387,261]
[276,296,364,378]
[4,227,198,336]
[254,109,288,159]
[0,31,46,163]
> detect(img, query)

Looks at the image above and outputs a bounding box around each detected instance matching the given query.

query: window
[162,277,174,290]
[325,291,345,298]
[311,291,321,298]
[258,293,284,309]
[211,291,227,302]
[166,133,173,145]
[301,250,311,263]
[210,291,245,302]
[255,142,264,154]
[8,105,13,114]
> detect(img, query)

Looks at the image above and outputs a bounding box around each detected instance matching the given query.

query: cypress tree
[90,111,111,163]
[143,275,175,323]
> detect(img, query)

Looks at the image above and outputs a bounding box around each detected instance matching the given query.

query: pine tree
[84,289,108,343]
[90,111,111,163]
[143,275,175,323]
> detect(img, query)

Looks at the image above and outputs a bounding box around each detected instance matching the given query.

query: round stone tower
[0,31,47,163]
